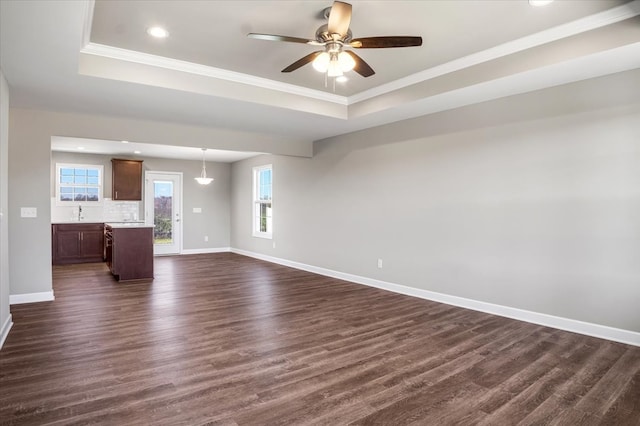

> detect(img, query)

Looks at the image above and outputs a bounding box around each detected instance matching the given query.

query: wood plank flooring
[1,253,639,425]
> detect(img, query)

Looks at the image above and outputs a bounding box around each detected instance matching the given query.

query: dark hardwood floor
[1,253,639,425]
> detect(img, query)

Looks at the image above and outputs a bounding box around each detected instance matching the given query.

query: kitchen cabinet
[52,223,105,265]
[112,159,143,201]
[105,224,154,281]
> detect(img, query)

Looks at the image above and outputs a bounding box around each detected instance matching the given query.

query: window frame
[252,164,273,239]
[55,163,104,206]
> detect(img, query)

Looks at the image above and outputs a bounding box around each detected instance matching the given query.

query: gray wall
[50,152,115,199]
[140,157,231,250]
[0,69,10,345]
[8,109,251,298]
[50,152,231,250]
[8,112,53,296]
[232,70,640,333]
[6,69,640,336]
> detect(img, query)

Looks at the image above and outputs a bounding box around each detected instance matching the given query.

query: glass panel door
[145,172,182,255]
[153,180,174,246]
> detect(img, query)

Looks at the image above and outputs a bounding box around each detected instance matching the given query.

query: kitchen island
[105,222,154,281]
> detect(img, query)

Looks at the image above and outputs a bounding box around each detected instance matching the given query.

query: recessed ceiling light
[121,140,129,144]
[529,0,554,6]
[77,146,85,150]
[336,76,348,83]
[147,26,169,38]
[134,150,141,154]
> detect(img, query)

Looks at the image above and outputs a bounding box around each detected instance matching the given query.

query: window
[55,163,104,205]
[253,164,272,238]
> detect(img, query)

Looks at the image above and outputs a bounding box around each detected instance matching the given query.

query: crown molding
[80,42,348,105]
[78,0,639,118]
[80,0,95,50]
[79,0,345,104]
[349,0,640,104]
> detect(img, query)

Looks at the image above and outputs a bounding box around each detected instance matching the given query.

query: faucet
[78,204,82,221]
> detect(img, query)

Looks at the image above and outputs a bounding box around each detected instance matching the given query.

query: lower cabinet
[52,223,105,265]
[107,225,154,281]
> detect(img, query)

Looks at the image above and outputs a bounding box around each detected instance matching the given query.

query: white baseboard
[10,291,55,305]
[181,247,231,255]
[231,248,640,347]
[0,314,13,350]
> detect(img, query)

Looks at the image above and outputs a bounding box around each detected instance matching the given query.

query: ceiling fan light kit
[312,51,355,77]
[247,1,422,82]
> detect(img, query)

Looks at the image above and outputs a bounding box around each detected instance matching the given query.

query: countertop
[52,221,154,228]
[52,220,105,225]
[105,222,155,228]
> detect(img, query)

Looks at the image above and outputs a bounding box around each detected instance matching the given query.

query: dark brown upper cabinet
[112,159,143,201]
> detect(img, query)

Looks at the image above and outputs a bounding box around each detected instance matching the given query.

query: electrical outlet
[273,242,276,249]
[21,207,37,218]
[377,258,383,268]
[204,236,208,242]
[193,207,202,213]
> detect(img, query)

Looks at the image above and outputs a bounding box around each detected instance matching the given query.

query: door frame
[144,171,183,256]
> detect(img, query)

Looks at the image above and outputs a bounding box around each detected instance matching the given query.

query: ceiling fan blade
[350,36,423,49]
[343,51,375,77]
[247,33,321,46]
[282,51,324,73]
[327,1,352,39]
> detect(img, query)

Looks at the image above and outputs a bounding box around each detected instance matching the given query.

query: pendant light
[195,148,214,185]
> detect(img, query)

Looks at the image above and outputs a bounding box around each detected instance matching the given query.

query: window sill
[55,200,103,207]
[252,232,272,240]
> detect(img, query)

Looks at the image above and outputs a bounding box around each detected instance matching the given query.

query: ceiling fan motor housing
[247,1,421,78]
[315,24,352,44]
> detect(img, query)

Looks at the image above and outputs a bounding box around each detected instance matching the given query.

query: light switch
[192,207,202,213]
[21,207,37,218]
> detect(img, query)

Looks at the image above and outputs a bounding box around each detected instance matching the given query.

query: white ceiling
[1,0,639,159]
[88,0,626,96]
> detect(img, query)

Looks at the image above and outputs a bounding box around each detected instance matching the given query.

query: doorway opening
[145,171,182,255]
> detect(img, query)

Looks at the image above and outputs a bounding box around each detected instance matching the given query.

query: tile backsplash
[51,198,142,223]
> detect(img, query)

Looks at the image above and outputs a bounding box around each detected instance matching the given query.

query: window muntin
[253,165,272,238]
[56,164,103,204]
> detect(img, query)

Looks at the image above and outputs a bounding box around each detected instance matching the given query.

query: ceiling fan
[247,1,422,78]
